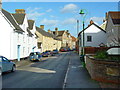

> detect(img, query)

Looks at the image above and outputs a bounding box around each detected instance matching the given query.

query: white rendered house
[78,20,107,48]
[0,9,24,61]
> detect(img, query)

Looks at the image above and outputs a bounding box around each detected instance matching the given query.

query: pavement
[15,56,50,68]
[64,52,100,88]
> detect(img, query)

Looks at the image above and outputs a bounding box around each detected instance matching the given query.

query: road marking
[62,53,71,90]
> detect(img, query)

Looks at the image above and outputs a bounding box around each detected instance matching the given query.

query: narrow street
[2,52,100,89]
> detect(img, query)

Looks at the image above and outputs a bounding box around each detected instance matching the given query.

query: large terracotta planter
[85,55,120,88]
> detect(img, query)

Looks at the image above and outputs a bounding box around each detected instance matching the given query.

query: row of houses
[78,11,120,54]
[0,3,76,60]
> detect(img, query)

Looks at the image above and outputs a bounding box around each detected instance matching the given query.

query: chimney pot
[55,27,58,36]
[15,9,25,14]
[90,20,94,25]
[48,29,51,33]
[55,27,58,31]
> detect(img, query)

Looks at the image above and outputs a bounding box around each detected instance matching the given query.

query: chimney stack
[40,25,44,30]
[48,29,51,33]
[66,30,69,33]
[90,20,94,25]
[105,12,108,20]
[15,9,26,14]
[0,0,2,11]
[55,27,58,36]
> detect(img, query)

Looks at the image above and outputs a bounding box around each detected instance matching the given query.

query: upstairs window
[87,36,92,42]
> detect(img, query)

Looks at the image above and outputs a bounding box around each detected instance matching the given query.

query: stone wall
[85,55,120,88]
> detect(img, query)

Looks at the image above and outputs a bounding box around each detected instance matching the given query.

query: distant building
[50,28,73,49]
[35,25,61,52]
[71,36,77,49]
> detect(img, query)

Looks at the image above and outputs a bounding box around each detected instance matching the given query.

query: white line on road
[62,53,71,90]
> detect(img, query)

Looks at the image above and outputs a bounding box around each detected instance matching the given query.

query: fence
[84,47,110,54]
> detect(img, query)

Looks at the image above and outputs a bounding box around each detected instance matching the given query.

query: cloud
[90,17,104,22]
[40,18,59,26]
[46,9,53,12]
[61,4,78,13]
[62,18,77,25]
[26,7,45,20]
[86,17,105,25]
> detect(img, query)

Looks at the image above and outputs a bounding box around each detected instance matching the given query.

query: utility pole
[77,20,79,36]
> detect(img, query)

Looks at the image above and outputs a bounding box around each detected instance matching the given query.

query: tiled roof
[109,11,120,25]
[2,9,24,32]
[12,13,25,25]
[36,26,53,38]
[27,28,33,37]
[28,20,34,30]
[52,31,65,37]
[71,36,76,41]
[78,23,106,36]
[36,27,61,41]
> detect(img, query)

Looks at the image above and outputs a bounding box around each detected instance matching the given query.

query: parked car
[0,56,16,73]
[41,51,50,57]
[60,48,67,52]
[52,49,59,54]
[29,52,42,61]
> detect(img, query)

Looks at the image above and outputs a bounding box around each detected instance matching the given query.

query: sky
[2,2,119,37]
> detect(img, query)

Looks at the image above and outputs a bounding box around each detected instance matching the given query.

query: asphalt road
[2,52,70,88]
[2,52,100,89]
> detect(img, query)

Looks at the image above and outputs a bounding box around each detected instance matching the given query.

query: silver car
[0,56,16,73]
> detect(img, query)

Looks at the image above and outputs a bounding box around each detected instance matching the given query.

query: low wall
[86,55,120,88]
[84,47,110,54]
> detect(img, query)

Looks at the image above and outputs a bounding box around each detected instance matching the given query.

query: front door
[17,45,21,61]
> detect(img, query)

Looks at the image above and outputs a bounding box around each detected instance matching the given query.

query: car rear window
[30,53,35,55]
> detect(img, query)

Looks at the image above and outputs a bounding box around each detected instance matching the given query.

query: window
[87,36,92,42]
[38,42,42,49]
[2,57,9,62]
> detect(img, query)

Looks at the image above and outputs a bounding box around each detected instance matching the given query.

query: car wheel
[11,65,16,72]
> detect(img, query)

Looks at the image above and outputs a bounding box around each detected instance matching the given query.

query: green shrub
[94,50,108,59]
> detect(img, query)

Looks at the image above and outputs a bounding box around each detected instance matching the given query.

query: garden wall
[86,55,120,88]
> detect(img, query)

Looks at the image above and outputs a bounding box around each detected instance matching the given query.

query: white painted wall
[106,15,120,47]
[80,24,107,47]
[0,11,12,59]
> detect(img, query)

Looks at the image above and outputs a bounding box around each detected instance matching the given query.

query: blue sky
[2,2,119,37]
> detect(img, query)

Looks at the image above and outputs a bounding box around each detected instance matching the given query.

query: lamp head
[79,9,85,15]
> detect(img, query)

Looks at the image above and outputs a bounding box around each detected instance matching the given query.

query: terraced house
[0,7,38,61]
[50,28,73,49]
[105,11,120,47]
[35,25,61,52]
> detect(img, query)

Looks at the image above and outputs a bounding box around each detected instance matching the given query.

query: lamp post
[79,9,87,67]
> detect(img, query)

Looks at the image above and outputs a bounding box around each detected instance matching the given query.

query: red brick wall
[86,55,120,88]
[84,47,110,54]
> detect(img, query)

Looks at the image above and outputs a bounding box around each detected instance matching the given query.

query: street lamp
[79,9,87,67]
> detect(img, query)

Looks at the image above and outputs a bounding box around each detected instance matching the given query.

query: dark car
[0,56,16,73]
[52,49,59,54]
[41,51,51,57]
[29,52,42,61]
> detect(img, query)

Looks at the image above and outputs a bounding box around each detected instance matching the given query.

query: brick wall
[86,55,120,88]
[84,47,110,54]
